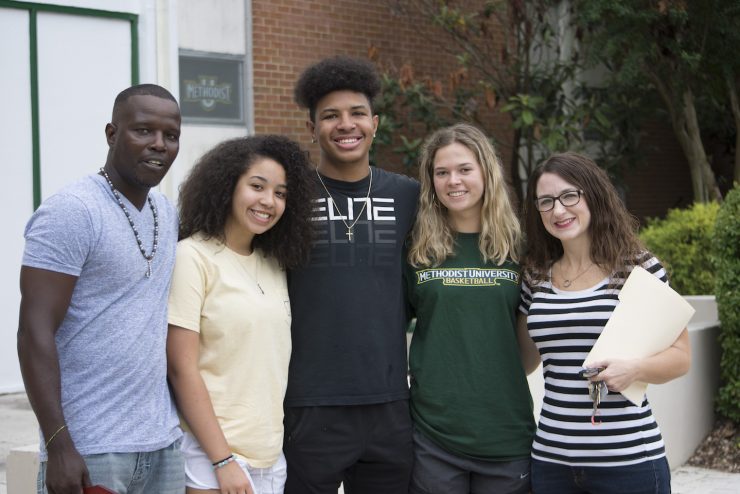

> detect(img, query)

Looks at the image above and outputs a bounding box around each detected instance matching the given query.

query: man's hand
[45,436,91,494]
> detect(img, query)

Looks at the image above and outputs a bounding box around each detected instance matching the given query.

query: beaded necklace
[99,167,159,278]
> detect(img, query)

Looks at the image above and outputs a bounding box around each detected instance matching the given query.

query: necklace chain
[234,251,264,295]
[315,167,373,242]
[99,167,159,278]
[558,261,593,288]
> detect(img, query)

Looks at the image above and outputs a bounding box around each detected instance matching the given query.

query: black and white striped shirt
[519,255,667,467]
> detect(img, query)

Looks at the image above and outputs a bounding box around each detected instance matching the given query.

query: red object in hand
[83,486,117,494]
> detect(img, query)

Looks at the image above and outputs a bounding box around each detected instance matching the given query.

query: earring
[311,137,316,144]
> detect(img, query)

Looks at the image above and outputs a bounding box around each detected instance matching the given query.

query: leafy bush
[640,202,720,295]
[713,185,740,422]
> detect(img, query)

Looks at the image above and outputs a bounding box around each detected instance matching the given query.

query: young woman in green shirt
[405,123,537,493]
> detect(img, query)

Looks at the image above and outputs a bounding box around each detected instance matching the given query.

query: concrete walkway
[1,392,738,494]
[672,465,740,494]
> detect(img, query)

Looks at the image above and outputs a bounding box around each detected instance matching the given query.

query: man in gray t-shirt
[18,84,184,494]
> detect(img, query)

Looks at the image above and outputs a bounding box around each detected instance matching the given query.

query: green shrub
[640,202,720,295]
[713,185,740,422]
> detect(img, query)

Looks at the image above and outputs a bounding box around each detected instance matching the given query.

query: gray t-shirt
[23,173,181,459]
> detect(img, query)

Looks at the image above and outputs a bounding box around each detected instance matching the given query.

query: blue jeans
[38,439,184,494]
[531,457,671,494]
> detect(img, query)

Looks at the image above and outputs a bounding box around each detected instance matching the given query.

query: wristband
[212,454,235,470]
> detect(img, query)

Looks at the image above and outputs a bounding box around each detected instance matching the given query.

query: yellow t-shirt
[168,235,291,468]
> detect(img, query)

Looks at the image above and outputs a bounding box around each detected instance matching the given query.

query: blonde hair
[408,123,521,267]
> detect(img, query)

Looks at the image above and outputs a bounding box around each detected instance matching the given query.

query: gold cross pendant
[346,228,354,242]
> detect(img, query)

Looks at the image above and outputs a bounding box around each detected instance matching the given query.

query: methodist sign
[179,51,245,125]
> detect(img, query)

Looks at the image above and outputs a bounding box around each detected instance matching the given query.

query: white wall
[37,12,132,199]
[169,124,247,190]
[0,7,34,393]
[167,0,249,197]
[178,0,245,53]
[0,0,159,393]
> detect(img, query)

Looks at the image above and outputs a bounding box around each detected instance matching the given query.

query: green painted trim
[0,1,136,22]
[1,1,140,207]
[130,18,139,85]
[28,8,40,208]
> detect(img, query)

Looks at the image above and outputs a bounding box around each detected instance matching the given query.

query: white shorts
[180,431,287,494]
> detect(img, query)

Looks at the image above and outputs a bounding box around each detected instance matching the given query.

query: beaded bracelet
[212,454,235,470]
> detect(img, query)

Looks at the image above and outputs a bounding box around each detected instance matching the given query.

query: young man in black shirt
[284,56,419,494]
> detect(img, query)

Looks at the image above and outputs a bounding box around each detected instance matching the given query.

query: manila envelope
[584,266,695,405]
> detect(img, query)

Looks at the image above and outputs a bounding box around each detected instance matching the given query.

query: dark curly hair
[178,135,317,269]
[523,152,646,287]
[294,56,381,122]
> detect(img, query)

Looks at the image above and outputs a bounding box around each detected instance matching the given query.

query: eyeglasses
[534,190,583,212]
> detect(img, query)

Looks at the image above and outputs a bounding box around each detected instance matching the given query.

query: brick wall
[250,0,509,175]
[250,0,695,221]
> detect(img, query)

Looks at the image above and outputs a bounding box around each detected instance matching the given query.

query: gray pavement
[672,465,740,494]
[1,392,738,494]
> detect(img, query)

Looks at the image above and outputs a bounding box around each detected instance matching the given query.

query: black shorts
[283,400,413,494]
[410,427,530,494]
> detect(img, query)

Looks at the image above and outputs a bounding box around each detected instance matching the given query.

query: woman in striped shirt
[517,152,690,494]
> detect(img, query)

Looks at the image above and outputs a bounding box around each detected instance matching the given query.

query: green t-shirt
[405,233,535,461]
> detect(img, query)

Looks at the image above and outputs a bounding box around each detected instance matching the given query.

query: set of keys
[588,380,608,425]
[580,367,608,426]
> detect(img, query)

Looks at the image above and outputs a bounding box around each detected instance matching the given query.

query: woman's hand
[215,460,254,494]
[586,358,639,392]
[586,327,691,394]
[168,327,254,494]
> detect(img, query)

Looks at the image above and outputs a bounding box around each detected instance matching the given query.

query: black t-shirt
[285,167,420,407]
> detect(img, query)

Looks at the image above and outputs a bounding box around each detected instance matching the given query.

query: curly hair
[522,151,645,286]
[294,56,381,122]
[178,135,317,269]
[408,123,521,267]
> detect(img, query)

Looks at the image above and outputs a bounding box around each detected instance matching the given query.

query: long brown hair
[523,152,645,286]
